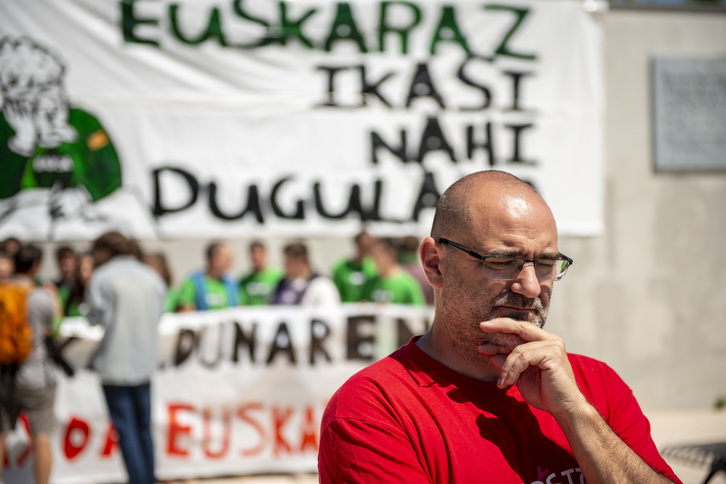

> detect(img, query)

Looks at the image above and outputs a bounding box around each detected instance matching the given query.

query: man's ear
[420,237,443,289]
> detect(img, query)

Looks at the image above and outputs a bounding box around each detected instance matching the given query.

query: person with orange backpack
[0,244,59,484]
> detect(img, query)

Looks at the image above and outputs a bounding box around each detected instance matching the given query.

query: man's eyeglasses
[438,238,573,282]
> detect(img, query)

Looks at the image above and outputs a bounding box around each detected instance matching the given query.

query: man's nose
[510,262,542,298]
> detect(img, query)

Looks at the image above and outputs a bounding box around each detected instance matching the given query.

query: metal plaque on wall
[652,57,726,171]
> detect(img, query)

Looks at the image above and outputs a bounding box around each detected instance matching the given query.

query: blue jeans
[102,383,155,484]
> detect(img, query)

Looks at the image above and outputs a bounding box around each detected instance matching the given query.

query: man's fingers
[479,319,570,391]
[480,318,549,342]
[497,345,546,388]
[477,343,506,356]
[488,354,507,372]
[497,337,571,388]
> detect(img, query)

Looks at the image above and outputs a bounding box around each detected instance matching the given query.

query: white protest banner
[2,305,432,483]
[0,0,603,241]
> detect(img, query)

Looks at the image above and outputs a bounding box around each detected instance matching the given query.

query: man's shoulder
[567,353,628,398]
[567,353,615,374]
[304,273,334,291]
[95,257,164,285]
[28,285,54,303]
[306,275,340,298]
[325,346,418,418]
[393,268,415,280]
[27,287,55,322]
[241,268,282,284]
[344,351,409,385]
[180,273,196,286]
[137,261,166,288]
[94,256,134,274]
[309,273,335,285]
[332,258,357,273]
[186,270,225,287]
[393,269,422,287]
[262,267,284,279]
[3,278,44,303]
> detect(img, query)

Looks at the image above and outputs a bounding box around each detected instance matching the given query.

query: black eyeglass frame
[438,238,573,282]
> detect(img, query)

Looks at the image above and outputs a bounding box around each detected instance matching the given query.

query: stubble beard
[443,288,549,366]
[480,291,548,349]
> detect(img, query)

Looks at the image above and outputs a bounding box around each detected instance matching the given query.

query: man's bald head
[431,171,547,240]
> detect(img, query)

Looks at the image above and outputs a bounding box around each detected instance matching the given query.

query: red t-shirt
[319,338,680,483]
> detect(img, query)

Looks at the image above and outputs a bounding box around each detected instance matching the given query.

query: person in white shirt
[271,242,340,307]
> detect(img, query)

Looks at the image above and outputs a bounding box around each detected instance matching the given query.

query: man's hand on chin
[478,318,585,417]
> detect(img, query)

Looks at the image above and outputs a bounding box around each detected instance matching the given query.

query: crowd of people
[168,233,432,312]
[1,232,432,321]
[1,232,167,484]
[0,230,430,484]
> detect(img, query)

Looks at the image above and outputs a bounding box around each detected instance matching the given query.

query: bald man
[319,171,680,483]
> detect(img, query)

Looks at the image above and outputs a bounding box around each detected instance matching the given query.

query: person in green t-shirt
[363,237,426,306]
[238,241,283,306]
[178,241,239,311]
[332,230,378,303]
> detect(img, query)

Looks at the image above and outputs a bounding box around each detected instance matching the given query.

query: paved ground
[164,409,726,484]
